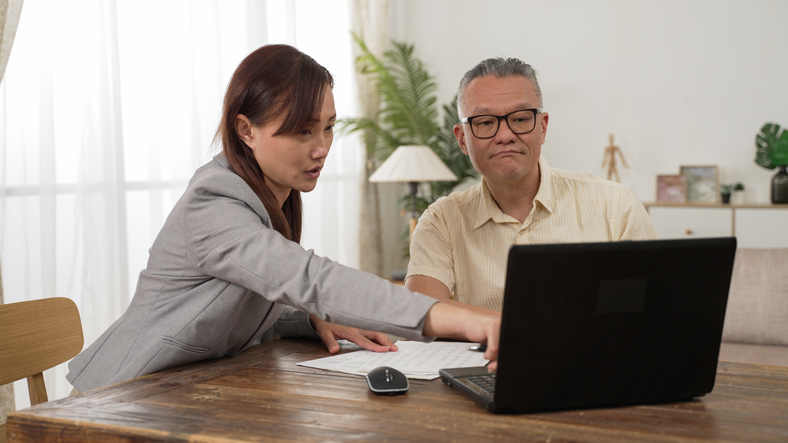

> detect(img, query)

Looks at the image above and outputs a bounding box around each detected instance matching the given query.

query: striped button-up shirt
[406,156,658,311]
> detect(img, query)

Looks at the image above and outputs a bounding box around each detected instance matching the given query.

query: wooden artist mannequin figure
[602,134,628,183]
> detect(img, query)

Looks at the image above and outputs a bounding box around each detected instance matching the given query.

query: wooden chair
[0,297,83,443]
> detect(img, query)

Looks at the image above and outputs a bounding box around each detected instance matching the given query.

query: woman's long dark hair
[216,44,334,243]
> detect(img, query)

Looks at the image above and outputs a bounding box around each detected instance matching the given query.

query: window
[0,0,361,405]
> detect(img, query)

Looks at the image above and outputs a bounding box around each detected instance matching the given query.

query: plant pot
[731,191,745,205]
[773,165,788,204]
[721,192,731,204]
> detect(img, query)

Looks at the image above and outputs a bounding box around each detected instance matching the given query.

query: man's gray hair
[457,57,542,117]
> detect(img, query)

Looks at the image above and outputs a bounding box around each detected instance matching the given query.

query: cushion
[721,248,788,346]
[718,342,788,366]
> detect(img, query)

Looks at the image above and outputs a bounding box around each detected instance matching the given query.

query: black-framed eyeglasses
[460,108,542,139]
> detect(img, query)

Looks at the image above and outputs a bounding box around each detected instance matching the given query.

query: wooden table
[6,339,788,442]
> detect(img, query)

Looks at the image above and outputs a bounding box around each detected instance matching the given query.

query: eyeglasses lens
[470,110,536,138]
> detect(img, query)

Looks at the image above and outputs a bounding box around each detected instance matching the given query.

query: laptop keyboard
[467,373,496,394]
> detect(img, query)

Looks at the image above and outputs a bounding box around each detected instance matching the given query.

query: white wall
[388,0,788,204]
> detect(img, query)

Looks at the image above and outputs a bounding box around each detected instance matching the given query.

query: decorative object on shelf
[602,134,628,183]
[773,166,788,204]
[755,123,788,204]
[369,145,457,241]
[719,182,744,205]
[680,165,719,203]
[719,184,733,204]
[656,174,686,203]
[732,182,745,205]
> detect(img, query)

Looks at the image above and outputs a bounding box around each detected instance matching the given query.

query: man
[405,58,657,315]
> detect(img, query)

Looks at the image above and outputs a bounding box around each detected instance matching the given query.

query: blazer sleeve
[181,167,438,341]
[273,305,319,339]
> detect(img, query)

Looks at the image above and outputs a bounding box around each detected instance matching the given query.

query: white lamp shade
[368,145,458,183]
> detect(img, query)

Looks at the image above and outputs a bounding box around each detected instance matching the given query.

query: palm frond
[344,35,481,258]
[370,41,439,146]
[756,123,779,169]
[337,117,402,159]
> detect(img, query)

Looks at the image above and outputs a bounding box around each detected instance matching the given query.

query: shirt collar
[213,152,229,168]
[472,155,555,230]
[473,179,501,229]
[533,156,555,214]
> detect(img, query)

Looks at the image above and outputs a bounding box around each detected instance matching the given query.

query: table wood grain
[6,339,788,442]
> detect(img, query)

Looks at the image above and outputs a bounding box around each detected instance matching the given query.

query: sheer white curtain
[0,0,361,409]
[0,0,25,425]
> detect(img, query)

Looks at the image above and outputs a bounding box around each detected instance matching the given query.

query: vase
[773,165,788,204]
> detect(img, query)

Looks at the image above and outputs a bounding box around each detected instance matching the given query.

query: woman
[67,45,499,393]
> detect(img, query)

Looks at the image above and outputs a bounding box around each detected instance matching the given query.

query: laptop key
[467,374,496,394]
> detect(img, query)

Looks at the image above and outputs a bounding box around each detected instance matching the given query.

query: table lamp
[368,145,458,240]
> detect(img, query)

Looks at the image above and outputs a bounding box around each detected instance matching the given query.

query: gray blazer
[67,154,437,392]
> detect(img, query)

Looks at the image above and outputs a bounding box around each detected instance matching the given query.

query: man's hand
[422,303,500,372]
[309,314,398,354]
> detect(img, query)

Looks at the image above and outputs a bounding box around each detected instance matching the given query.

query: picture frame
[656,174,686,203]
[680,165,719,203]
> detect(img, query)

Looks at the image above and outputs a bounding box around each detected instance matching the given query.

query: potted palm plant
[340,36,478,255]
[755,123,788,203]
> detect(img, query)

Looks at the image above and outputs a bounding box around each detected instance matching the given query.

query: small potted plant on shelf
[719,182,745,205]
[732,182,745,205]
[719,184,734,204]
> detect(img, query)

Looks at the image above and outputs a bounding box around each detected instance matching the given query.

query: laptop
[439,237,737,414]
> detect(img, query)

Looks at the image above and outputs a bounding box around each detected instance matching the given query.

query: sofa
[718,248,788,367]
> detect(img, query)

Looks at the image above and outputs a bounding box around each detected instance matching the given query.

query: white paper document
[297,340,489,380]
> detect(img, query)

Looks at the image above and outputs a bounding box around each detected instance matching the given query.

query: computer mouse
[366,366,409,395]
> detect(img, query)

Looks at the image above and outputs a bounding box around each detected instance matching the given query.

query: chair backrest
[0,297,83,406]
